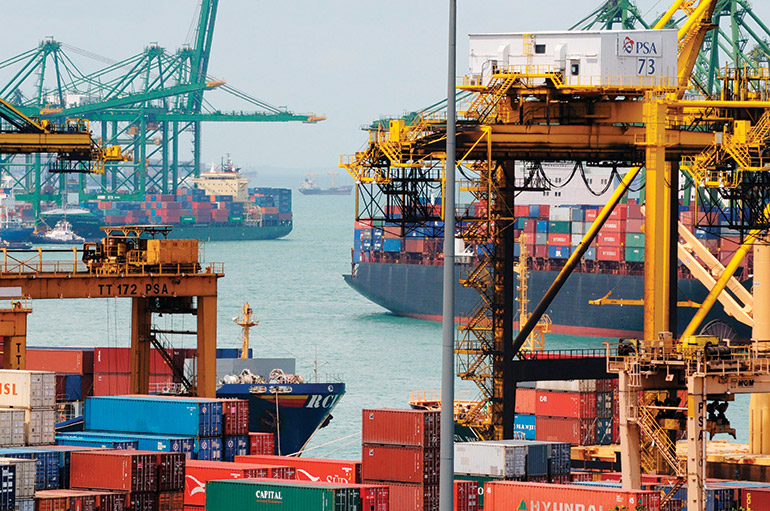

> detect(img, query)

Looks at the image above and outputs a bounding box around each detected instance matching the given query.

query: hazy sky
[3,1,770,185]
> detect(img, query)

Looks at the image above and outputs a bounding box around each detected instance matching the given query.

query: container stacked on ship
[361,408,440,511]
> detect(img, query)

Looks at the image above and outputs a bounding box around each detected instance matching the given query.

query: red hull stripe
[403,313,642,339]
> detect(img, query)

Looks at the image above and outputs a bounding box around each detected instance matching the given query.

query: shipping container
[548,221,570,234]
[484,481,660,511]
[35,490,98,511]
[0,464,13,511]
[84,396,222,437]
[183,460,295,507]
[548,245,571,259]
[0,448,59,491]
[549,206,572,222]
[596,246,623,261]
[547,233,570,246]
[514,388,536,415]
[0,410,24,447]
[24,409,55,446]
[55,437,139,450]
[454,442,526,478]
[25,349,94,376]
[454,475,501,509]
[248,433,275,456]
[361,409,439,448]
[372,482,438,511]
[513,415,536,440]
[535,391,596,419]
[535,380,597,393]
[362,445,438,484]
[205,479,361,511]
[194,438,222,462]
[454,480,478,511]
[57,431,194,456]
[535,417,596,445]
[156,452,185,492]
[69,451,158,492]
[234,455,362,484]
[0,371,55,408]
[0,458,33,499]
[626,246,645,262]
[222,436,249,462]
[156,491,183,511]
[345,484,389,511]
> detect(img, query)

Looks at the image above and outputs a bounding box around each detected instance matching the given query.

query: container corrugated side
[84,396,222,437]
[0,458,33,499]
[484,481,660,511]
[362,444,438,484]
[183,461,293,507]
[361,409,439,447]
[535,416,596,445]
[0,448,59,490]
[205,479,360,511]
[234,455,361,484]
[248,433,275,455]
[0,464,14,511]
[35,490,97,511]
[24,409,55,446]
[55,436,138,450]
[454,480,479,511]
[70,451,158,492]
[534,390,596,419]
[57,431,195,455]
[534,379,597,393]
[156,452,185,492]
[0,371,55,408]
[454,443,525,478]
[369,482,438,511]
[0,410,24,447]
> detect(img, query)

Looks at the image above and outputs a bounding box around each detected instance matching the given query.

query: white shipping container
[0,409,25,447]
[24,408,55,446]
[0,457,35,498]
[455,442,527,478]
[549,206,572,222]
[571,234,584,247]
[0,370,56,408]
[535,379,597,393]
[469,29,678,89]
[15,499,34,511]
[572,222,586,236]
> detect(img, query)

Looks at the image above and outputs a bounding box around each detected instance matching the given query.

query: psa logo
[623,36,634,53]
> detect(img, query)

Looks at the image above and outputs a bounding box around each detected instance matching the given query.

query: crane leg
[197,296,217,397]
[130,297,151,394]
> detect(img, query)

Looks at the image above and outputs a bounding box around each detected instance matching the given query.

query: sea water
[25,192,750,459]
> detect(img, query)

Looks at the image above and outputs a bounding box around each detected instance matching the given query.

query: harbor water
[25,192,750,458]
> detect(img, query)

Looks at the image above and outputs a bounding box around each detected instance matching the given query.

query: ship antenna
[234,302,258,359]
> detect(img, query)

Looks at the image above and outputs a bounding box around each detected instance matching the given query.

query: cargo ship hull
[217,382,345,456]
[344,261,751,339]
[162,222,291,241]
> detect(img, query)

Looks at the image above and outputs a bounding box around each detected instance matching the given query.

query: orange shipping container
[234,454,361,484]
[514,388,536,415]
[27,348,93,375]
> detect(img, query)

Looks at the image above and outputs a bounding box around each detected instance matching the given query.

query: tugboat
[216,303,346,455]
[31,220,86,244]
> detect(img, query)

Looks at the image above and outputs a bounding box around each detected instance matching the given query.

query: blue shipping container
[584,247,597,261]
[195,437,223,461]
[0,449,58,491]
[513,415,536,440]
[595,418,612,445]
[63,375,82,401]
[56,437,139,450]
[529,205,540,218]
[223,436,249,462]
[57,431,194,455]
[383,239,402,252]
[0,464,14,511]
[548,245,571,259]
[85,396,223,437]
[536,220,549,233]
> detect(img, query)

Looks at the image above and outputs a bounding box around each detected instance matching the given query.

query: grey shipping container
[454,442,526,478]
[0,458,34,499]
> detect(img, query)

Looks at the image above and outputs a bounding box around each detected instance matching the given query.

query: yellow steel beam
[0,132,95,153]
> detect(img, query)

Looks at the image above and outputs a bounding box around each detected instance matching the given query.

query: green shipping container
[206,479,360,511]
[181,216,195,223]
[625,232,645,248]
[229,215,243,222]
[548,221,571,234]
[625,246,644,262]
[455,474,504,508]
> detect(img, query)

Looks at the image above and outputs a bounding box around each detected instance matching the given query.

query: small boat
[31,220,86,244]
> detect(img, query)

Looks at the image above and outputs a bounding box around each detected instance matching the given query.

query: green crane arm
[186,0,219,113]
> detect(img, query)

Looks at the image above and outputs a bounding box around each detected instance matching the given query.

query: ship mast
[328,171,338,188]
[233,302,258,359]
[517,234,551,352]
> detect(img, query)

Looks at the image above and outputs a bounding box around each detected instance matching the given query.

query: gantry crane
[0,1,324,216]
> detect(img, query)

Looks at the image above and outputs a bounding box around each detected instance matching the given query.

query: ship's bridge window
[535,44,546,54]
[570,62,580,76]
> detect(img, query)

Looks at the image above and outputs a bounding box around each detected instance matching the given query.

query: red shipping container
[234,455,361,484]
[515,388,536,415]
[27,348,93,375]
[484,481,659,511]
[548,233,570,245]
[608,204,628,221]
[184,461,294,507]
[539,205,550,218]
[377,482,438,511]
[585,208,598,222]
[523,219,537,234]
[627,203,643,220]
[93,373,174,396]
[534,245,547,258]
[596,247,623,261]
[67,490,128,511]
[184,507,204,511]
[535,416,596,445]
[157,491,184,511]
[157,452,186,492]
[626,217,644,232]
[598,232,623,245]
[345,484,390,511]
[741,487,770,509]
[361,409,439,448]
[404,238,426,253]
[535,391,596,419]
[218,399,249,435]
[56,374,66,401]
[454,480,479,511]
[362,445,438,484]
[94,347,178,374]
[514,205,529,217]
[70,450,158,492]
[248,432,275,455]
[36,490,98,511]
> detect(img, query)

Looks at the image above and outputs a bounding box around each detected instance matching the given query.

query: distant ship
[31,219,85,244]
[299,172,353,196]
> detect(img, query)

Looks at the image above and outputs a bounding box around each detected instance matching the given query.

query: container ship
[344,165,751,339]
[37,158,292,242]
[298,173,353,196]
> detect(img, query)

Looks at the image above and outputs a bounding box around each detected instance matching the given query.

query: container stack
[0,457,34,511]
[81,396,224,460]
[0,371,56,447]
[91,348,179,396]
[361,408,440,511]
[453,480,479,511]
[69,450,185,511]
[482,481,660,511]
[26,348,94,407]
[183,460,296,511]
[34,489,129,511]
[220,399,249,462]
[248,432,276,455]
[0,464,15,511]
[204,479,363,511]
[234,454,361,484]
